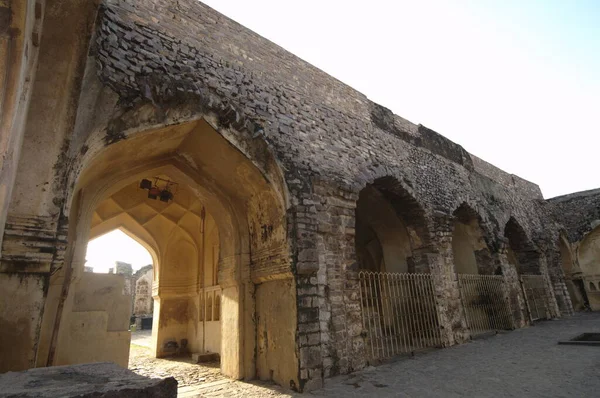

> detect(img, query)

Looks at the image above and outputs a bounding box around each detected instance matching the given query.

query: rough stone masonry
[0,0,598,394]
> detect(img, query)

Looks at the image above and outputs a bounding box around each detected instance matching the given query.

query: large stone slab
[0,362,177,397]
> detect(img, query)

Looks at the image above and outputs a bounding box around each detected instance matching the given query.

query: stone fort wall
[0,0,586,391]
[84,0,566,388]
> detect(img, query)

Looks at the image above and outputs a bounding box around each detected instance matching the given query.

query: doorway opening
[504,217,551,322]
[451,203,511,336]
[42,118,297,390]
[83,176,225,388]
[355,178,441,362]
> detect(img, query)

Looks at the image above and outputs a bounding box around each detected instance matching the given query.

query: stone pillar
[0,0,43,253]
[288,196,321,391]
[0,215,68,372]
[427,214,469,346]
[494,240,528,328]
[544,249,574,316]
[293,182,366,392]
[0,0,100,372]
[537,253,562,319]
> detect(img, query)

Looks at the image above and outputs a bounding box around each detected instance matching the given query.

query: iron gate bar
[358,271,442,362]
[520,275,551,322]
[457,274,512,337]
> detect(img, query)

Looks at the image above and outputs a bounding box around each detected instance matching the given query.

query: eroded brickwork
[549,189,600,243]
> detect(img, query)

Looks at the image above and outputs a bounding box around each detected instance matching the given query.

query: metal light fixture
[148,187,161,200]
[159,190,173,203]
[140,179,152,190]
[139,177,178,203]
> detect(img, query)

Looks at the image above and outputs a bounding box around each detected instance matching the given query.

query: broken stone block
[0,362,177,397]
[192,352,220,363]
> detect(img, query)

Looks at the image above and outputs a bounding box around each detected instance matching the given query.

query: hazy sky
[86,230,152,272]
[200,0,599,199]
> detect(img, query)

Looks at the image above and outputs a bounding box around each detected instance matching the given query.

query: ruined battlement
[549,188,600,242]
[98,0,538,200]
[88,0,549,243]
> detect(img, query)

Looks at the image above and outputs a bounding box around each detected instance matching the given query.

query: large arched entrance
[355,177,440,362]
[37,118,298,387]
[451,203,511,336]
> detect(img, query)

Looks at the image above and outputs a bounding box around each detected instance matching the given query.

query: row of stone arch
[355,178,543,277]
[558,224,600,311]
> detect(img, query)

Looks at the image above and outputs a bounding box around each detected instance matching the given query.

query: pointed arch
[578,225,600,276]
[451,202,495,275]
[89,217,160,273]
[355,176,431,273]
[558,232,576,277]
[504,217,541,275]
[42,116,296,386]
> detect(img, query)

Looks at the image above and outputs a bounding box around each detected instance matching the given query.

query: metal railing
[458,274,512,336]
[358,271,442,361]
[520,275,550,321]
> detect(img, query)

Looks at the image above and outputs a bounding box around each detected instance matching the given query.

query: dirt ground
[127,331,224,388]
[128,345,223,388]
[129,313,600,397]
[127,330,292,397]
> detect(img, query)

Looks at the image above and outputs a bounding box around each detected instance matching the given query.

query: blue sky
[200,0,599,198]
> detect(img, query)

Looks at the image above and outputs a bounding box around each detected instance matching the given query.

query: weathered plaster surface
[0,273,46,372]
[54,272,131,368]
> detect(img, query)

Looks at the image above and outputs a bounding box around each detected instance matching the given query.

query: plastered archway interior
[578,226,600,310]
[504,217,541,275]
[88,180,223,357]
[451,204,494,275]
[558,234,586,311]
[578,226,600,277]
[355,177,429,274]
[39,119,298,387]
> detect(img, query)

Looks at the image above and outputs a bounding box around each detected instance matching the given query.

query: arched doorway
[504,217,541,275]
[504,217,549,321]
[355,177,440,361]
[355,178,430,274]
[84,229,156,368]
[451,203,494,275]
[451,203,510,335]
[558,234,586,311]
[38,118,298,387]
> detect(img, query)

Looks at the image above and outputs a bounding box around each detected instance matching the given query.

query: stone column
[537,253,562,319]
[0,215,68,372]
[544,249,574,316]
[293,182,366,392]
[427,213,469,346]
[0,1,43,253]
[494,240,528,328]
